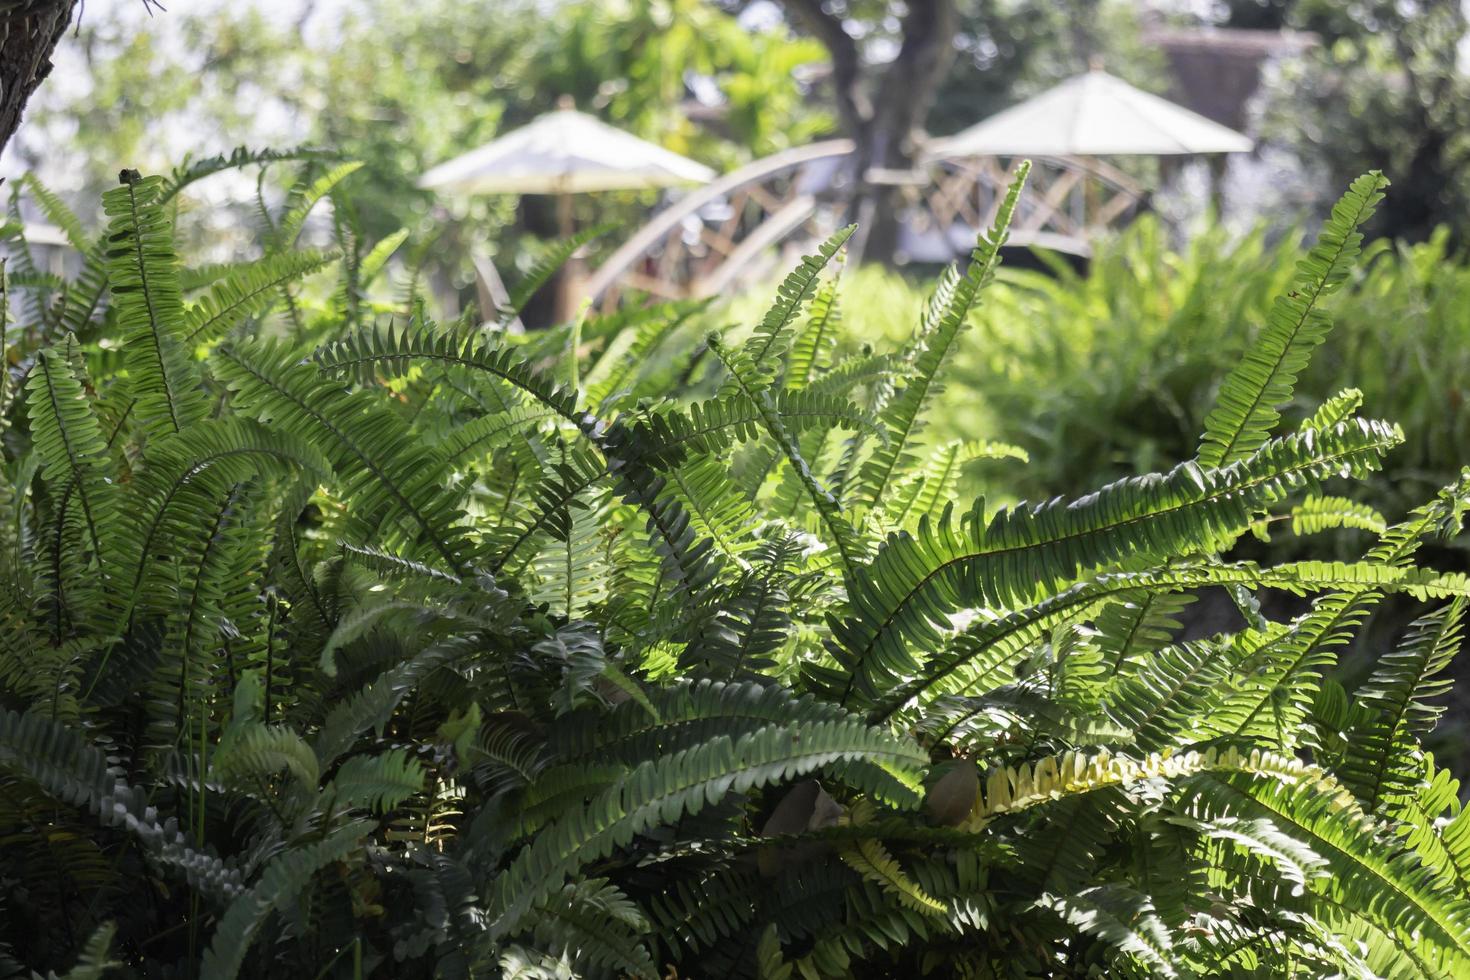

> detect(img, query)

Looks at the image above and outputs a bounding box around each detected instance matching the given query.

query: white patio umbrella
[926,66,1253,160]
[420,96,715,321]
[419,96,717,236]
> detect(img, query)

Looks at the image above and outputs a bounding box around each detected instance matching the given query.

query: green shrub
[1,158,1469,979]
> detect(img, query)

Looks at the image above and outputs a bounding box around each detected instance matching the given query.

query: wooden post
[554,190,586,323]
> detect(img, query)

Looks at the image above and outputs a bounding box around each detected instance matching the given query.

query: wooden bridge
[583,141,1147,309]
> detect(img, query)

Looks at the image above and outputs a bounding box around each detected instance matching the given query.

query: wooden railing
[585,144,1146,308]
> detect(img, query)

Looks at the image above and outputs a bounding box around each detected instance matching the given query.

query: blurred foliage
[11,0,831,302]
[1256,0,1470,244]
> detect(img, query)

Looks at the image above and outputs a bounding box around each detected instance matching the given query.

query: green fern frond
[312,638,472,764]
[1394,757,1470,895]
[822,419,1401,708]
[840,836,948,916]
[327,749,426,813]
[1039,885,1179,979]
[785,266,843,390]
[501,223,616,327]
[1103,636,1244,750]
[878,558,1470,729]
[1289,494,1387,536]
[528,878,656,979]
[0,707,244,901]
[487,446,607,572]
[662,455,758,565]
[547,679,864,773]
[216,339,472,571]
[1301,387,1365,432]
[1181,766,1470,976]
[355,226,409,290]
[1205,475,1470,744]
[1094,588,1195,676]
[390,849,486,975]
[852,161,1029,512]
[183,249,337,345]
[882,439,1028,531]
[630,390,878,468]
[25,342,116,575]
[199,819,373,980]
[105,418,330,629]
[103,172,208,437]
[275,160,364,247]
[709,334,861,569]
[483,718,928,937]
[721,225,854,397]
[679,538,799,678]
[52,922,119,980]
[529,489,608,621]
[441,405,561,468]
[160,145,340,204]
[1197,172,1388,468]
[212,722,320,796]
[339,541,464,586]
[585,298,709,411]
[801,351,898,399]
[314,321,584,426]
[19,175,86,251]
[1340,599,1465,811]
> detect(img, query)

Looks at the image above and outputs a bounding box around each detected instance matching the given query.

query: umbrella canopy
[418,101,717,195]
[926,68,1254,159]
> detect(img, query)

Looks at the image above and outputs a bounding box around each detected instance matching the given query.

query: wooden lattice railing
[585,143,1146,309]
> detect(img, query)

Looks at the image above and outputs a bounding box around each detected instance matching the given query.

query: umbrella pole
[557,192,574,240]
[1082,155,1099,229]
[555,192,583,322]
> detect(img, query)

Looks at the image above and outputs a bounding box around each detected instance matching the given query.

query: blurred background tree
[928,0,1165,136]
[1256,0,1470,244]
[3,0,833,303]
[7,0,1470,275]
[766,0,958,264]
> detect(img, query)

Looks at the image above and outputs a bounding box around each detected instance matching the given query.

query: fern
[183,249,338,345]
[853,162,1029,512]
[1290,494,1386,536]
[274,161,365,247]
[217,339,473,571]
[721,225,854,397]
[820,419,1401,708]
[1339,599,1466,811]
[498,223,616,327]
[160,145,341,204]
[2,165,1468,980]
[103,171,209,437]
[199,820,373,980]
[1041,886,1179,978]
[25,342,116,579]
[840,837,948,916]
[1197,172,1388,468]
[482,717,928,937]
[785,266,844,390]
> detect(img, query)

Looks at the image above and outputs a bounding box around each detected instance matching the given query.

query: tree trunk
[854,0,956,265]
[0,0,79,157]
[783,0,956,266]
